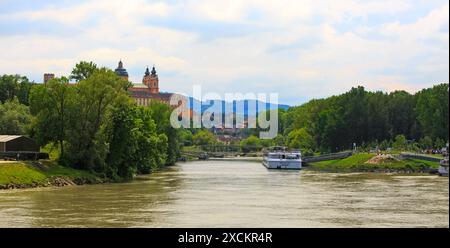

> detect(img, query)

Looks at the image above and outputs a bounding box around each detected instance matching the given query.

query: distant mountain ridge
[187,97,289,117]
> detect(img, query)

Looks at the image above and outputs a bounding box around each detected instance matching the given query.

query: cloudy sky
[0,0,448,105]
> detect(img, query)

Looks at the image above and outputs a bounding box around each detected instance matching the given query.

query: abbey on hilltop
[114,60,174,106]
[43,60,175,107]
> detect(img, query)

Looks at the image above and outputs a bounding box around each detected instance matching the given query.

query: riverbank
[1,153,443,190]
[0,160,104,190]
[305,153,441,173]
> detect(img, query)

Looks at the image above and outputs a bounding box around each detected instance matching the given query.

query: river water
[0,160,448,227]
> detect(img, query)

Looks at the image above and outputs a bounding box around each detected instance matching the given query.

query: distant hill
[188,97,289,117]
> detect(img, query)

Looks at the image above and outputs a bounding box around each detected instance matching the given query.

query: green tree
[260,138,273,148]
[133,106,168,173]
[419,136,433,150]
[70,61,98,82]
[367,91,390,142]
[193,129,216,146]
[179,129,193,146]
[240,135,262,152]
[148,101,180,166]
[104,104,168,178]
[393,135,407,151]
[0,74,34,105]
[0,98,32,135]
[387,90,415,139]
[65,68,130,171]
[272,134,287,146]
[29,77,75,158]
[415,84,449,140]
[434,138,446,150]
[287,128,314,155]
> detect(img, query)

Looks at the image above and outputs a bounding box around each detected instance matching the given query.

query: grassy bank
[0,160,103,189]
[306,153,440,173]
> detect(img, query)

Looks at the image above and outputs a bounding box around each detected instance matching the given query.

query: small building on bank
[0,135,40,153]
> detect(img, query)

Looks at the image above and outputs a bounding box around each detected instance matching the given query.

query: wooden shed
[0,135,40,152]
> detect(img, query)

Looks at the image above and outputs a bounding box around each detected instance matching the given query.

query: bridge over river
[181,145,352,163]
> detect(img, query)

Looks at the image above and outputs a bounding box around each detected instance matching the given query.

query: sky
[0,0,448,105]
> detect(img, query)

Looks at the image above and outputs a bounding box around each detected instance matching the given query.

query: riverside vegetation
[0,61,449,189]
[1,61,181,189]
[306,153,440,173]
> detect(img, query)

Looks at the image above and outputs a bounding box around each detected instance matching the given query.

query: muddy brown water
[0,161,448,227]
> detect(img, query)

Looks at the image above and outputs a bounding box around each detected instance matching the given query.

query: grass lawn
[40,143,60,160]
[307,153,440,172]
[0,160,100,188]
[0,162,47,186]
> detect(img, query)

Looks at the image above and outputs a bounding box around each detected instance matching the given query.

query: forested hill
[277,84,449,153]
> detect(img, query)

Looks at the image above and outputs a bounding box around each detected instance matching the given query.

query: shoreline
[1,168,440,191]
[0,176,105,190]
[0,160,107,190]
[1,155,445,191]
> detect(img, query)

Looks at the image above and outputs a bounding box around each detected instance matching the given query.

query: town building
[114,61,174,106]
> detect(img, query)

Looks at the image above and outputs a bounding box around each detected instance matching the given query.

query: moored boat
[438,158,449,177]
[262,146,302,170]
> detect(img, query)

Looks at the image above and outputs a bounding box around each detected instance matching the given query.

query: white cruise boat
[438,157,449,177]
[262,146,302,170]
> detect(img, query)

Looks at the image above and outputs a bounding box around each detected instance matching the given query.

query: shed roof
[0,135,22,142]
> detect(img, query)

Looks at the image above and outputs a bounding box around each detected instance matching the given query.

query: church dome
[115,60,129,77]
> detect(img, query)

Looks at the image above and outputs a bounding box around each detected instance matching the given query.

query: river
[0,160,448,227]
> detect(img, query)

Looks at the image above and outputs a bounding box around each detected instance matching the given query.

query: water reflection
[0,161,448,227]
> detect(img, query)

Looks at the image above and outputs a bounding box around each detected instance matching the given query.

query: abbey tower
[142,66,159,94]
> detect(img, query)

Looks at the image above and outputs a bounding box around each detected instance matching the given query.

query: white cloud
[0,0,448,105]
[3,0,170,26]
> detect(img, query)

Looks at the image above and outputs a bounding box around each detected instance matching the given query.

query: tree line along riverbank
[1,61,449,190]
[1,62,183,186]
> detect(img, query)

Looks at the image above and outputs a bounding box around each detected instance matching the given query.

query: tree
[133,106,168,173]
[104,104,168,178]
[278,84,449,153]
[419,136,433,150]
[0,98,32,135]
[0,74,34,105]
[415,84,449,140]
[179,129,193,146]
[240,135,262,152]
[29,77,75,158]
[287,128,314,155]
[272,134,287,146]
[2,60,185,181]
[148,101,180,166]
[387,91,415,139]
[434,138,446,150]
[393,135,407,151]
[260,138,273,148]
[64,68,130,171]
[70,61,98,82]
[193,129,216,146]
[367,91,390,142]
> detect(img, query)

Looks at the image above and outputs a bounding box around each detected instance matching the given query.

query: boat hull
[438,166,449,177]
[263,159,302,170]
